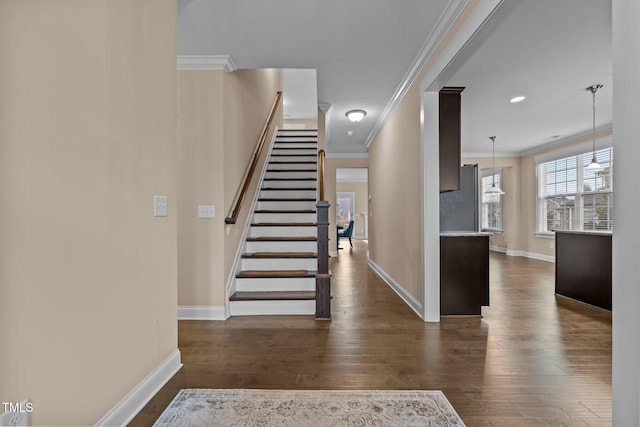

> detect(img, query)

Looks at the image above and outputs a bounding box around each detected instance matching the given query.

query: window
[481,170,503,232]
[336,192,355,225]
[537,146,613,233]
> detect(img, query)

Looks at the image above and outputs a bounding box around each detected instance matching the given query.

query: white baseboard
[367,259,423,319]
[490,245,555,263]
[178,306,228,320]
[95,349,182,426]
[507,250,555,263]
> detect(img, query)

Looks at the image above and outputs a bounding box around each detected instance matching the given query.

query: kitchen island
[440,232,490,316]
[555,230,612,310]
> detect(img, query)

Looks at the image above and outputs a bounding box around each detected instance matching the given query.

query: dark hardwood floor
[130,240,612,426]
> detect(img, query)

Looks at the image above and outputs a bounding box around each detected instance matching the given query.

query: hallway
[131,241,611,426]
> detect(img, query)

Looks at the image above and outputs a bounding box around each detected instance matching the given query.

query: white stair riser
[250,226,317,238]
[245,241,317,252]
[262,180,317,189]
[274,143,318,149]
[241,257,317,270]
[277,131,318,137]
[230,300,315,316]
[257,200,317,210]
[272,149,317,156]
[260,190,317,199]
[236,277,316,292]
[265,171,317,180]
[254,213,317,223]
[268,163,316,170]
[270,155,317,162]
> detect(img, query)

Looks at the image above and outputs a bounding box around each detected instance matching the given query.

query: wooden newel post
[315,201,331,319]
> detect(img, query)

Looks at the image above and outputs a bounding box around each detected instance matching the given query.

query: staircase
[229,129,320,316]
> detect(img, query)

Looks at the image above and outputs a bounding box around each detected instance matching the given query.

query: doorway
[336,168,368,241]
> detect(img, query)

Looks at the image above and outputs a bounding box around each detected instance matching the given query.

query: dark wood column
[439,87,465,193]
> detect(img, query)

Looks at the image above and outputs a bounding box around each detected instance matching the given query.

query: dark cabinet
[439,87,465,193]
[440,234,489,315]
[555,231,612,310]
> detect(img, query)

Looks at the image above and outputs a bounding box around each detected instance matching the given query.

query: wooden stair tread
[261,187,316,191]
[258,198,316,202]
[263,178,316,181]
[230,291,316,301]
[271,153,318,157]
[269,161,316,164]
[272,147,318,151]
[255,209,316,214]
[267,169,317,173]
[242,252,317,259]
[251,222,316,227]
[246,236,317,242]
[236,270,315,278]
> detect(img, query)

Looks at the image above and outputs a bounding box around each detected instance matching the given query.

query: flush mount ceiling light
[347,130,354,136]
[585,84,604,171]
[510,95,526,103]
[345,109,366,122]
[485,136,505,195]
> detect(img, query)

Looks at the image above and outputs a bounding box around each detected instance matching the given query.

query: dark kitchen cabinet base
[440,234,490,316]
[555,231,612,311]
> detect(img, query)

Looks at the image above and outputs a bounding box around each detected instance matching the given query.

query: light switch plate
[154,195,168,217]
[198,205,215,218]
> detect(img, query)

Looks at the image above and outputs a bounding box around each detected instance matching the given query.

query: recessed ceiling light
[347,130,354,136]
[510,96,526,103]
[346,109,367,122]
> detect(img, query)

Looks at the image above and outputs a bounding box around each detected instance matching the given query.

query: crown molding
[364,0,470,148]
[519,124,613,157]
[177,55,237,72]
[461,124,614,158]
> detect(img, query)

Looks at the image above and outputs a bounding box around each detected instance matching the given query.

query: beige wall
[0,1,178,425]
[317,109,327,152]
[368,84,423,302]
[336,181,369,238]
[223,69,283,291]
[177,69,282,308]
[177,71,225,306]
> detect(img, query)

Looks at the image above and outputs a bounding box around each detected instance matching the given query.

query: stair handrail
[317,149,326,201]
[225,91,283,224]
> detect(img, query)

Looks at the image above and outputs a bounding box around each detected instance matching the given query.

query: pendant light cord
[592,87,596,157]
[490,136,496,187]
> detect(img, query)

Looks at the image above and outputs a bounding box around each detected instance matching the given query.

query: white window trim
[480,168,503,232]
[535,142,613,234]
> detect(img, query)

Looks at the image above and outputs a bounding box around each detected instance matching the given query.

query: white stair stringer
[229,129,320,316]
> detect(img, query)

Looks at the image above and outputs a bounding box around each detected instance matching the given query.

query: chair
[338,220,355,248]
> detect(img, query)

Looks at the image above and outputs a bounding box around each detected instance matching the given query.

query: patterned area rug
[153,389,465,426]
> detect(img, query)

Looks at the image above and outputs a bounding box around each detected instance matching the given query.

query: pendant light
[485,136,505,195]
[585,84,603,171]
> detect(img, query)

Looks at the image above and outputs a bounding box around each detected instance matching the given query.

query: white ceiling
[448,0,612,156]
[177,0,449,154]
[177,0,612,156]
